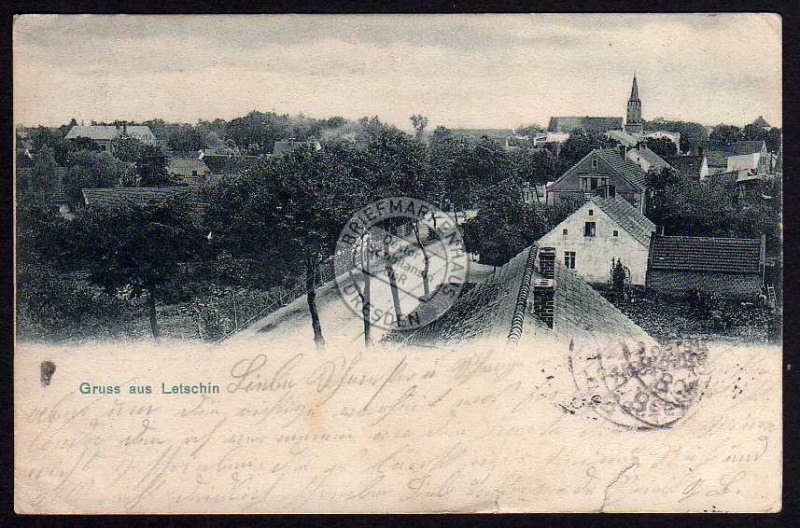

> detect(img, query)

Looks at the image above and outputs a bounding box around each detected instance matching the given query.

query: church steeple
[630,74,640,101]
[624,74,644,135]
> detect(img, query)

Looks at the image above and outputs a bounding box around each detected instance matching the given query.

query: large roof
[81,186,208,217]
[591,196,655,246]
[65,125,155,142]
[649,235,764,274]
[595,149,648,190]
[386,244,654,348]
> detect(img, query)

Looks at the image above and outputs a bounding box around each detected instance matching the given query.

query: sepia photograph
[13,13,782,513]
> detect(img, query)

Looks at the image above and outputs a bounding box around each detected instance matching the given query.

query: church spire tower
[624,74,644,135]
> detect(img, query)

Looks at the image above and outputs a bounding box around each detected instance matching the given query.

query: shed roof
[649,235,763,274]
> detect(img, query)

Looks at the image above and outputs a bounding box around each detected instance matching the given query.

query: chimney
[538,246,556,279]
[532,278,555,329]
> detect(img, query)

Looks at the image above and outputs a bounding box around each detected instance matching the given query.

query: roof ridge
[507,245,539,347]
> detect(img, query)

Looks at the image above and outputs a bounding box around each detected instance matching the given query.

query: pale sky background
[13,14,782,131]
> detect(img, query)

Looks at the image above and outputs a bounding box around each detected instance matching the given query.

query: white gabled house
[536,195,655,286]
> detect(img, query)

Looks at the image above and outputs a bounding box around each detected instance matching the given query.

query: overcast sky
[13,14,782,130]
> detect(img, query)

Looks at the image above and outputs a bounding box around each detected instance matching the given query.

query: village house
[703,140,770,177]
[65,125,157,152]
[546,148,648,213]
[166,151,211,185]
[646,235,766,299]
[537,196,655,286]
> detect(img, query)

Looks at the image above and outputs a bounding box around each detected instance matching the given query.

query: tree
[646,137,678,158]
[166,124,206,151]
[73,197,202,339]
[560,127,602,166]
[63,151,127,206]
[509,147,563,185]
[114,139,170,186]
[27,145,59,205]
[462,181,552,266]
[645,166,683,227]
[710,124,743,145]
[515,123,545,136]
[644,118,708,154]
[410,114,429,140]
[207,146,363,348]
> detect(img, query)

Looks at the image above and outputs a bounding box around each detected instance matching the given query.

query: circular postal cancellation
[334,197,468,332]
[568,338,711,430]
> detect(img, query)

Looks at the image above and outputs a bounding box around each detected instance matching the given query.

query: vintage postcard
[13,14,782,513]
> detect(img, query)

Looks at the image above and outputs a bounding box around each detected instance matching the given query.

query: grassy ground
[599,288,779,344]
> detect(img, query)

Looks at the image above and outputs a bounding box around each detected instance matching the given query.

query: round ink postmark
[567,337,711,430]
[334,197,468,332]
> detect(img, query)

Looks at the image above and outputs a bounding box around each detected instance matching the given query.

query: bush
[16,264,131,341]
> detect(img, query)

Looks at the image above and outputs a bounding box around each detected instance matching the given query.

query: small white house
[537,195,655,286]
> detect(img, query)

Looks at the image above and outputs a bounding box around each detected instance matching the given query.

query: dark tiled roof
[166,150,204,161]
[390,246,537,345]
[666,155,704,177]
[591,196,655,246]
[82,186,208,217]
[550,256,653,345]
[596,149,648,190]
[649,235,763,274]
[711,140,765,156]
[387,244,653,348]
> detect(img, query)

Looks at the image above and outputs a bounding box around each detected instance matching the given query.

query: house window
[613,230,619,237]
[562,228,568,236]
[590,178,599,190]
[584,222,596,237]
[192,170,198,176]
[592,159,598,168]
[565,251,576,269]
[588,209,594,216]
